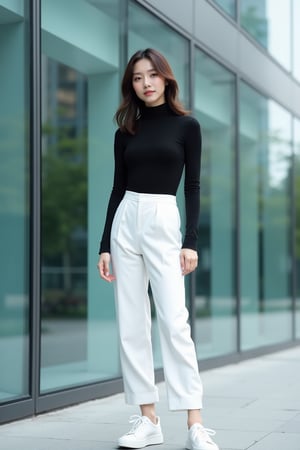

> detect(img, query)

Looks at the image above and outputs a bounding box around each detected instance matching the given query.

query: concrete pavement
[0,346,300,450]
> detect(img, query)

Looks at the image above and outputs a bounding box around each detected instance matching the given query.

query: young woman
[97,48,219,450]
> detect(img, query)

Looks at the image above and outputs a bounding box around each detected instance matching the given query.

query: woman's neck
[140,102,172,119]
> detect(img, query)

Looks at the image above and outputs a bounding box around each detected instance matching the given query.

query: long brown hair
[115,48,188,134]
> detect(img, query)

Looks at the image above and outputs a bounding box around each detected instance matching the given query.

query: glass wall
[0,0,30,403]
[194,49,237,359]
[240,0,291,71]
[128,1,189,109]
[1,0,300,424]
[295,117,300,339]
[239,82,293,350]
[40,0,121,393]
[212,0,236,18]
[293,0,300,81]
[128,0,190,367]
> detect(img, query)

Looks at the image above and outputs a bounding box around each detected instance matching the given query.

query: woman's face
[132,58,166,107]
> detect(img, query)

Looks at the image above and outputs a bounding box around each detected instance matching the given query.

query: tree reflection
[41,123,87,317]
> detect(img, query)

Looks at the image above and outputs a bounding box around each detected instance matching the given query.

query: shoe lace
[191,424,216,443]
[127,415,145,434]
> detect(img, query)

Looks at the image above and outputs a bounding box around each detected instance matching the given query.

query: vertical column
[30,0,41,406]
[87,73,121,376]
[0,20,29,397]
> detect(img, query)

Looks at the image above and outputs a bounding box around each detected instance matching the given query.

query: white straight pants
[111,191,203,410]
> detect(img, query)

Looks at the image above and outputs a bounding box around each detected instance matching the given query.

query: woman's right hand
[97,252,116,282]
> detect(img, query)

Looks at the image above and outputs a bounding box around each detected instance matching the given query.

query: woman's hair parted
[115,48,188,134]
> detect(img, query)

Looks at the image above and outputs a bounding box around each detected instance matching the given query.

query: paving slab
[248,432,300,450]
[1,346,300,450]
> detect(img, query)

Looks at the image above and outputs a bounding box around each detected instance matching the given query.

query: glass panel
[293,0,300,80]
[128,1,189,109]
[295,117,300,338]
[239,82,293,350]
[194,50,237,359]
[0,0,30,403]
[128,1,190,367]
[40,0,121,393]
[212,0,236,18]
[240,0,291,70]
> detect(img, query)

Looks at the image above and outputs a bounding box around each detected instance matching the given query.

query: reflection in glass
[239,82,292,350]
[0,0,30,404]
[293,0,300,80]
[41,59,89,388]
[240,0,291,70]
[128,1,189,109]
[40,0,121,393]
[294,118,300,339]
[212,0,236,18]
[194,50,237,359]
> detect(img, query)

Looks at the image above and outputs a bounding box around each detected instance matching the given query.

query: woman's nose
[144,77,151,87]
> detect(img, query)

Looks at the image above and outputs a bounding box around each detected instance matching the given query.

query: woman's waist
[124,190,176,204]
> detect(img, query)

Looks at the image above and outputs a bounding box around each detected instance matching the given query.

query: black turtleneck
[99,103,202,253]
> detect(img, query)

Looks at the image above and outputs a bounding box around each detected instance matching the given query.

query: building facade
[1,0,300,423]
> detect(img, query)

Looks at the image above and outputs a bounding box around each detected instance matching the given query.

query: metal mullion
[120,0,128,75]
[291,118,296,340]
[291,4,296,341]
[235,0,240,26]
[235,75,241,353]
[29,0,41,412]
[189,39,196,339]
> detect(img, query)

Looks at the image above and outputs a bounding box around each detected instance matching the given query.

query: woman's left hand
[180,248,198,275]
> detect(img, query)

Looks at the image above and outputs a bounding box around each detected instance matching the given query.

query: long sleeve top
[99,102,202,253]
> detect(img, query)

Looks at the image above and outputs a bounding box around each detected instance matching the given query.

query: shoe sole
[118,434,164,448]
[185,438,220,450]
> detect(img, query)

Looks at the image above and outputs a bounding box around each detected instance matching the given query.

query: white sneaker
[186,423,219,450]
[118,415,164,448]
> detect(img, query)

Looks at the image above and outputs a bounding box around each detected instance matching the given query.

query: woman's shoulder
[176,114,201,132]
[115,127,132,140]
[114,128,132,151]
[178,114,200,125]
[115,128,124,138]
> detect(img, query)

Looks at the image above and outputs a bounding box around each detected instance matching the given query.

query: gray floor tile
[211,430,268,450]
[2,346,300,450]
[0,436,109,450]
[248,432,300,450]
[276,415,300,433]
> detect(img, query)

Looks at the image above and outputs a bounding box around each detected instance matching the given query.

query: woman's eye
[150,73,158,77]
[133,76,141,82]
